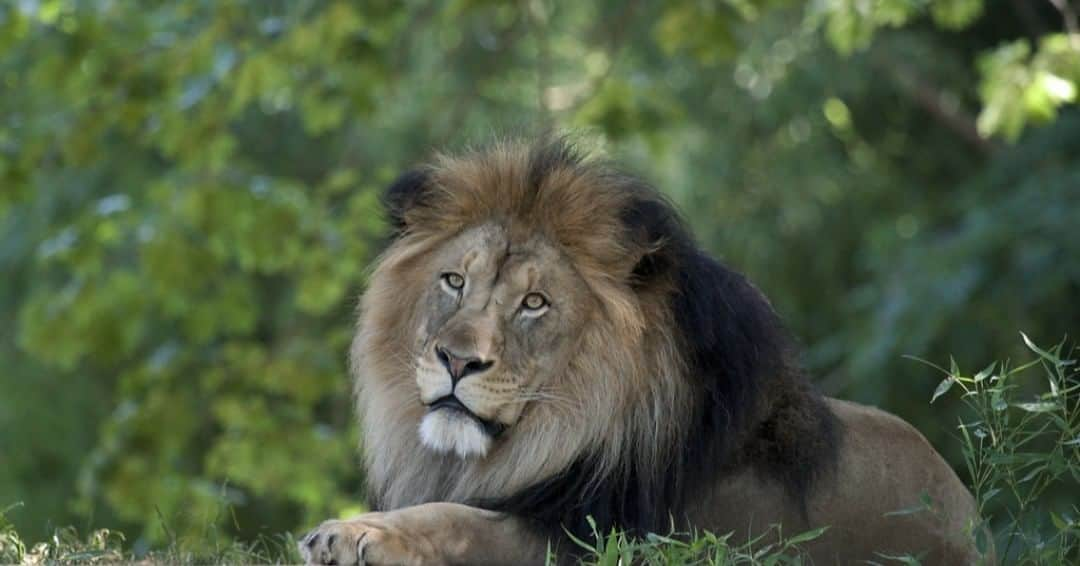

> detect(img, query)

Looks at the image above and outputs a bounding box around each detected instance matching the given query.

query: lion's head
[408,220,607,458]
[352,138,836,540]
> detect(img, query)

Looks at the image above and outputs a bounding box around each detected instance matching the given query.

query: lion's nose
[435,344,494,385]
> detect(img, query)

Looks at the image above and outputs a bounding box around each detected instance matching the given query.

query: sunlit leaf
[1013,401,1059,413]
[931,376,956,404]
[973,362,995,383]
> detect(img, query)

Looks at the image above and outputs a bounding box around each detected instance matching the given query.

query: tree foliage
[1,0,1078,554]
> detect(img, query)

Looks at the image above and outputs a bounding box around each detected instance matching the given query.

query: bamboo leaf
[932,376,956,404]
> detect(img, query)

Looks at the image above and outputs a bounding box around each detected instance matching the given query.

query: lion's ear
[622,194,683,288]
[382,168,433,237]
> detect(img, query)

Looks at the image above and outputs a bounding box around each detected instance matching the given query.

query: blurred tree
[1,0,1077,553]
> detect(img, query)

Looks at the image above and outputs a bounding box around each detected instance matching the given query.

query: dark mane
[383,138,840,545]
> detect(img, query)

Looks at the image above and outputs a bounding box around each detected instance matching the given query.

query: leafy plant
[0,502,300,565]
[809,0,1080,140]
[923,335,1080,564]
[562,515,828,566]
[1,503,124,565]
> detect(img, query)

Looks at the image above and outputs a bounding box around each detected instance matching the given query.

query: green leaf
[1021,332,1061,364]
[873,552,923,566]
[1050,512,1067,531]
[1018,464,1046,484]
[785,526,829,546]
[931,376,956,404]
[973,362,996,383]
[884,497,933,517]
[930,0,984,30]
[1013,401,1059,413]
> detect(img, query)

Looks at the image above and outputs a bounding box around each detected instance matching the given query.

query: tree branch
[1048,0,1080,50]
[874,57,999,155]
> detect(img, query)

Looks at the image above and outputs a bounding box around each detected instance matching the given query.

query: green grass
[553,518,830,566]
[0,502,301,564]
[3,335,1077,565]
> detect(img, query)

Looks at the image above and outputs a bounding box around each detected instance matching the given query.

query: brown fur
[299,139,984,565]
[692,399,982,564]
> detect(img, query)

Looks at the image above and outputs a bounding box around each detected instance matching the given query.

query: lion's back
[690,398,981,565]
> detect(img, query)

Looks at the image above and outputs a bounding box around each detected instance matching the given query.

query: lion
[299,139,982,565]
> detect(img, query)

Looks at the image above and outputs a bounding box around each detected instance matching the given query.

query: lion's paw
[299,515,433,566]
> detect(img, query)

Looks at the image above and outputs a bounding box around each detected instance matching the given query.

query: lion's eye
[522,293,548,311]
[441,272,465,291]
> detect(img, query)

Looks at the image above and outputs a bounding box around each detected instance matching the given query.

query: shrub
[924,334,1080,564]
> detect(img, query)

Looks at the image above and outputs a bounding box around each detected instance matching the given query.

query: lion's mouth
[427,395,507,437]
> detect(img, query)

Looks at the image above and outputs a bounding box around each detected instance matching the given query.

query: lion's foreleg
[299,502,549,566]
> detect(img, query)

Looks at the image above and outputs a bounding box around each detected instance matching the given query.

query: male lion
[300,139,981,565]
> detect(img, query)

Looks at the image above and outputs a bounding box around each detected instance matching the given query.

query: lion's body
[691,398,978,564]
[300,139,982,566]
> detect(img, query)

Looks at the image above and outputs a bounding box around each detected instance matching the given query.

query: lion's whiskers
[516,387,584,416]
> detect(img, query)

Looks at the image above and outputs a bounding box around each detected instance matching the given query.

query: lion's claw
[300,520,362,565]
[299,516,431,566]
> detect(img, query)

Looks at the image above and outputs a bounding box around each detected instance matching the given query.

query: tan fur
[691,399,983,564]
[300,140,984,565]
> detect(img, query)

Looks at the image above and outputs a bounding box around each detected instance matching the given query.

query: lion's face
[411,222,594,458]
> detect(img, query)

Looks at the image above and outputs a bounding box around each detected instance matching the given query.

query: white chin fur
[418,411,491,459]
